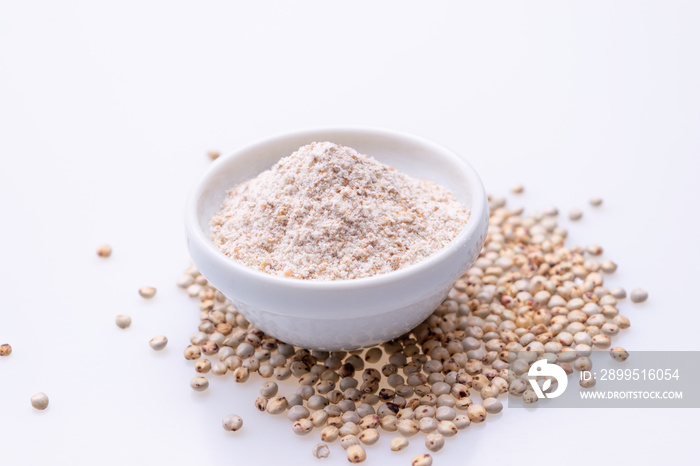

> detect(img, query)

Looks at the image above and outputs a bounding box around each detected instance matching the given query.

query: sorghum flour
[210,142,469,280]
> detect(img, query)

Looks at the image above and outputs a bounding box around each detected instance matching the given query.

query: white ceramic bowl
[185,127,488,350]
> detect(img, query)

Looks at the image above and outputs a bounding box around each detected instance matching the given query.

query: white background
[1,1,699,465]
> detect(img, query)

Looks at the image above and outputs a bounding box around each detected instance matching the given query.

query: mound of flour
[210,142,469,280]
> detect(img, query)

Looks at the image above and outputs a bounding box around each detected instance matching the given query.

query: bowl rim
[185,126,487,291]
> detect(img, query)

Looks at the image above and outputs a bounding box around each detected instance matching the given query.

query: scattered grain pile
[180,194,645,463]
